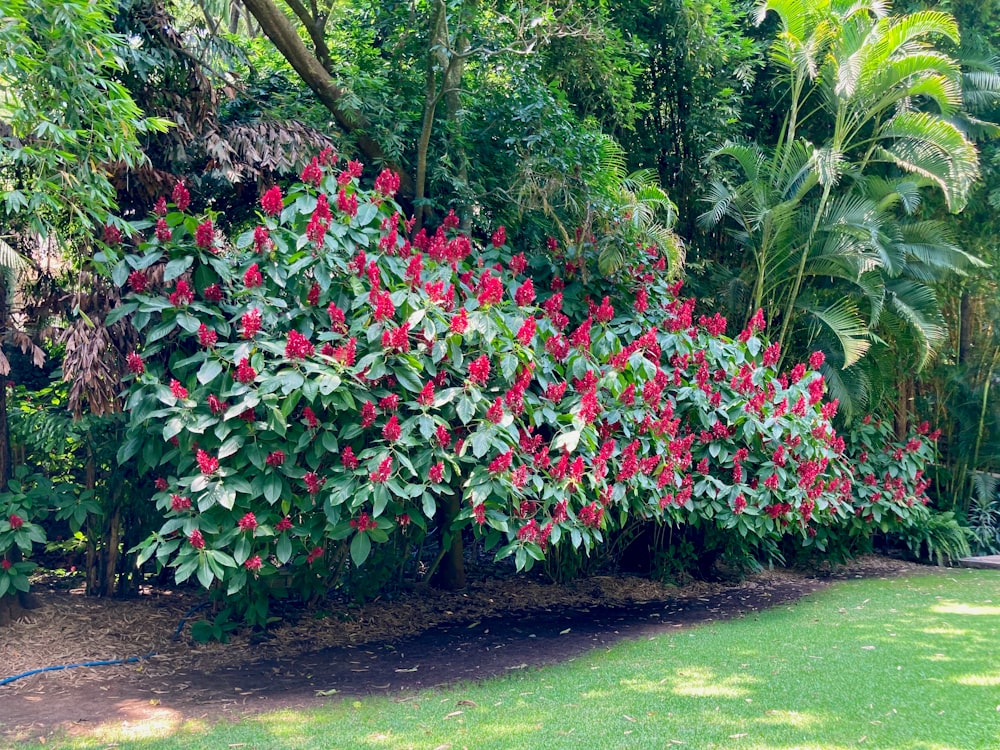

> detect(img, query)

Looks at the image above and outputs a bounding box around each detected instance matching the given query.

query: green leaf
[457,396,475,424]
[163,256,194,282]
[264,473,282,504]
[276,534,292,564]
[198,359,223,385]
[350,532,371,567]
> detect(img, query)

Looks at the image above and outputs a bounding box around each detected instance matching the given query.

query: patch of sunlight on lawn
[82,701,206,745]
[952,671,1000,687]
[668,666,756,698]
[249,710,311,746]
[920,624,970,637]
[755,708,824,730]
[931,601,1000,616]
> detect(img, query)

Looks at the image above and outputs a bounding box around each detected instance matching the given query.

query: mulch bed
[0,556,929,744]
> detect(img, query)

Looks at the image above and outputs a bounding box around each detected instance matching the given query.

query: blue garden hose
[0,601,209,687]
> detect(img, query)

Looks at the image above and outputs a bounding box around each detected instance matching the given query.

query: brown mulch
[0,556,929,744]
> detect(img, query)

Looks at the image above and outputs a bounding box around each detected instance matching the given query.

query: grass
[7,569,1000,749]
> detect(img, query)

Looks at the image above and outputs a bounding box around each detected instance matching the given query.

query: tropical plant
[699,0,983,412]
[110,155,912,629]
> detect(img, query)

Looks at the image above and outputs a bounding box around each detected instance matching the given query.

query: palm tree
[702,0,982,402]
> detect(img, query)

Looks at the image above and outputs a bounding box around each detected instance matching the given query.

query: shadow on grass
[32,570,1000,750]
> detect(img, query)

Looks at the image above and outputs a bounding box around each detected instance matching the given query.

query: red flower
[509,253,527,274]
[418,381,436,406]
[208,394,227,415]
[370,455,393,483]
[442,209,460,230]
[1,559,11,571]
[595,297,615,324]
[238,512,258,532]
[102,224,122,246]
[244,555,263,571]
[342,446,359,469]
[285,330,315,359]
[196,449,219,475]
[170,379,188,399]
[468,355,490,384]
[306,281,320,306]
[276,517,293,532]
[450,308,468,334]
[337,188,358,217]
[253,225,271,253]
[241,308,262,338]
[361,401,377,427]
[154,196,167,216]
[435,424,451,448]
[488,449,513,475]
[154,477,169,491]
[198,324,217,348]
[491,225,506,247]
[578,502,604,528]
[235,357,257,384]
[188,529,205,549]
[202,283,223,302]
[372,290,395,321]
[477,273,503,306]
[733,494,747,514]
[244,263,263,288]
[382,414,402,441]
[306,546,324,564]
[170,494,191,512]
[514,278,535,306]
[195,219,215,250]
[301,157,323,186]
[169,280,194,307]
[261,186,283,216]
[266,450,285,467]
[809,350,825,370]
[155,218,172,242]
[516,316,536,346]
[126,352,145,375]
[304,472,325,494]
[374,168,400,197]
[486,398,504,423]
[429,461,444,483]
[8,514,24,530]
[350,512,378,532]
[303,406,319,428]
[126,270,147,293]
[545,381,567,402]
[172,181,191,211]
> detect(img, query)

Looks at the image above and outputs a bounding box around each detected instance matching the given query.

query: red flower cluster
[169,280,194,306]
[128,270,148,293]
[9,514,24,530]
[286,330,315,359]
[170,494,191,512]
[350,512,378,532]
[238,512,257,532]
[266,450,285,467]
[198,323,217,348]
[172,181,191,211]
[244,263,263,288]
[126,352,145,375]
[196,449,219,474]
[370,455,393,483]
[304,472,325,494]
[235,357,257,384]
[195,219,215,250]
[468,355,490,384]
[170,379,188,399]
[261,186,283,216]
[241,308,262,338]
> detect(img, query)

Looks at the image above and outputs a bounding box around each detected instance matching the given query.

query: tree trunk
[240,0,411,194]
[959,289,975,367]
[437,494,466,589]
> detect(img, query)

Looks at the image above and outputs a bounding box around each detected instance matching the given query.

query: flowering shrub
[113,154,942,620]
[0,468,55,598]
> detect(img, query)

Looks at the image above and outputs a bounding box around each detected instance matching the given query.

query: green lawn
[10,569,1000,749]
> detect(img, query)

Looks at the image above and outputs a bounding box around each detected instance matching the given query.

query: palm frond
[800,296,872,368]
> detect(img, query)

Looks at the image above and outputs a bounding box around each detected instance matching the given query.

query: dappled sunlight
[76,701,206,745]
[931,601,1000,617]
[249,709,313,746]
[951,671,1000,687]
[920,625,970,638]
[754,708,824,730]
[669,666,756,699]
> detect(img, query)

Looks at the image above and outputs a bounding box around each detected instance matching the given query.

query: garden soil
[0,556,927,745]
